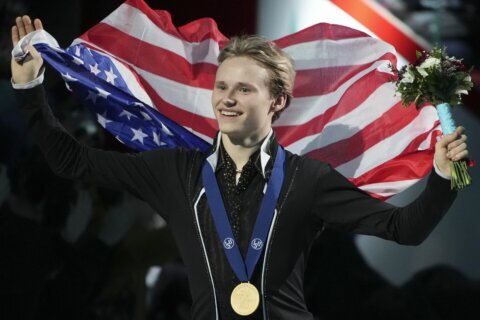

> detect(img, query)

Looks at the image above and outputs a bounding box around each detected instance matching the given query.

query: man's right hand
[11,16,44,85]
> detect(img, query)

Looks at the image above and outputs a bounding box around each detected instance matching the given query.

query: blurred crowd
[377,0,479,65]
[1,0,480,319]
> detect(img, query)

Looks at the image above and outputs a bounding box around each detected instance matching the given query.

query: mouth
[219,110,242,117]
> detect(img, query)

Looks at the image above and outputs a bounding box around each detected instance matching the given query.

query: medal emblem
[250,238,263,250]
[223,237,235,249]
[230,282,260,316]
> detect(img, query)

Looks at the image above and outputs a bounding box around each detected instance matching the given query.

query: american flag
[31,0,440,199]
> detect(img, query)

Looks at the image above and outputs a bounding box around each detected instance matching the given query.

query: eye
[239,86,251,93]
[215,84,226,90]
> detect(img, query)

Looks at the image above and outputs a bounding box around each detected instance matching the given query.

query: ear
[271,94,287,112]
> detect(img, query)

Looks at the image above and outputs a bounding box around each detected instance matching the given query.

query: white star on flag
[97,113,112,128]
[61,73,78,82]
[131,127,148,144]
[74,46,81,57]
[140,111,152,121]
[152,131,165,146]
[72,56,84,65]
[161,122,174,136]
[89,63,101,76]
[105,67,118,84]
[96,87,111,99]
[119,110,136,120]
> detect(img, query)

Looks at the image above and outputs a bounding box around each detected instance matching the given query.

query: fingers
[454,126,466,136]
[447,142,468,161]
[23,15,35,33]
[34,18,44,30]
[435,126,470,161]
[11,15,45,51]
[447,138,469,161]
[12,15,43,46]
[16,16,26,39]
[447,134,467,151]
[11,25,19,46]
[437,131,460,149]
[444,127,469,161]
[436,126,465,148]
[451,150,469,162]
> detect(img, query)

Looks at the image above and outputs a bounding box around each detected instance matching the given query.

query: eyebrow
[237,82,254,87]
[214,81,254,87]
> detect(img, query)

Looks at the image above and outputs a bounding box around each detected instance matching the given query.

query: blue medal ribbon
[202,145,286,282]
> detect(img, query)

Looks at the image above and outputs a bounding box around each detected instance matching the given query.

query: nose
[223,97,236,108]
[223,90,236,108]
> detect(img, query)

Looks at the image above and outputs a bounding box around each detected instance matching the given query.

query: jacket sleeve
[15,85,193,220]
[312,164,457,245]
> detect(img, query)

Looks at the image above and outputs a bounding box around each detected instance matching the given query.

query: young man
[11,16,469,319]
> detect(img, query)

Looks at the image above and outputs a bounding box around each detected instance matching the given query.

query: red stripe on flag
[330,0,426,62]
[125,0,229,45]
[303,101,424,167]
[293,52,397,97]
[350,125,439,188]
[276,69,393,146]
[80,24,217,89]
[275,23,369,48]
[139,77,218,138]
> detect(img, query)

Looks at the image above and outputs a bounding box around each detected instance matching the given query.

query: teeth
[221,110,240,116]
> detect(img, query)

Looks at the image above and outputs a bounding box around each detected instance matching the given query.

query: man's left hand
[434,126,469,177]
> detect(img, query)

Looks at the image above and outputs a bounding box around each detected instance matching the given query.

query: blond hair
[218,35,295,122]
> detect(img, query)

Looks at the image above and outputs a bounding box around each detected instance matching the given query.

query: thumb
[25,44,42,60]
[437,131,459,149]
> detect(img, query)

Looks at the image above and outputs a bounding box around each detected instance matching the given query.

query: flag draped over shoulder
[30,0,440,199]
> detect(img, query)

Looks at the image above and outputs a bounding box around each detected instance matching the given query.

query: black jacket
[17,86,457,319]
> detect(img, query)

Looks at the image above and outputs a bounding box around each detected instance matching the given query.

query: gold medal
[230,282,260,316]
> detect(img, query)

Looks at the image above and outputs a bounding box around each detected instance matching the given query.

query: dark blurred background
[1,0,479,319]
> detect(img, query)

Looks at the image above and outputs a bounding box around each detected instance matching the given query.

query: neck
[221,130,270,171]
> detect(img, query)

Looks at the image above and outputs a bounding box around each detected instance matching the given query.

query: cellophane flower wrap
[391,47,474,190]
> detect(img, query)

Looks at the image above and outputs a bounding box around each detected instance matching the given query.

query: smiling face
[212,56,285,143]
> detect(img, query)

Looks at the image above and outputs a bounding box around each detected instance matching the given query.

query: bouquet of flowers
[391,47,474,190]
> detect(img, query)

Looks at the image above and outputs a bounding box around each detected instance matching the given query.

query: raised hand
[11,15,44,85]
[434,126,469,177]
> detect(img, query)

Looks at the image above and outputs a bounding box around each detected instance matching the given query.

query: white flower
[455,88,469,95]
[463,75,472,83]
[400,69,415,83]
[416,57,441,77]
[420,57,441,68]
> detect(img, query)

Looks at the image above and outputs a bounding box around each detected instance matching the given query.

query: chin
[218,122,241,134]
